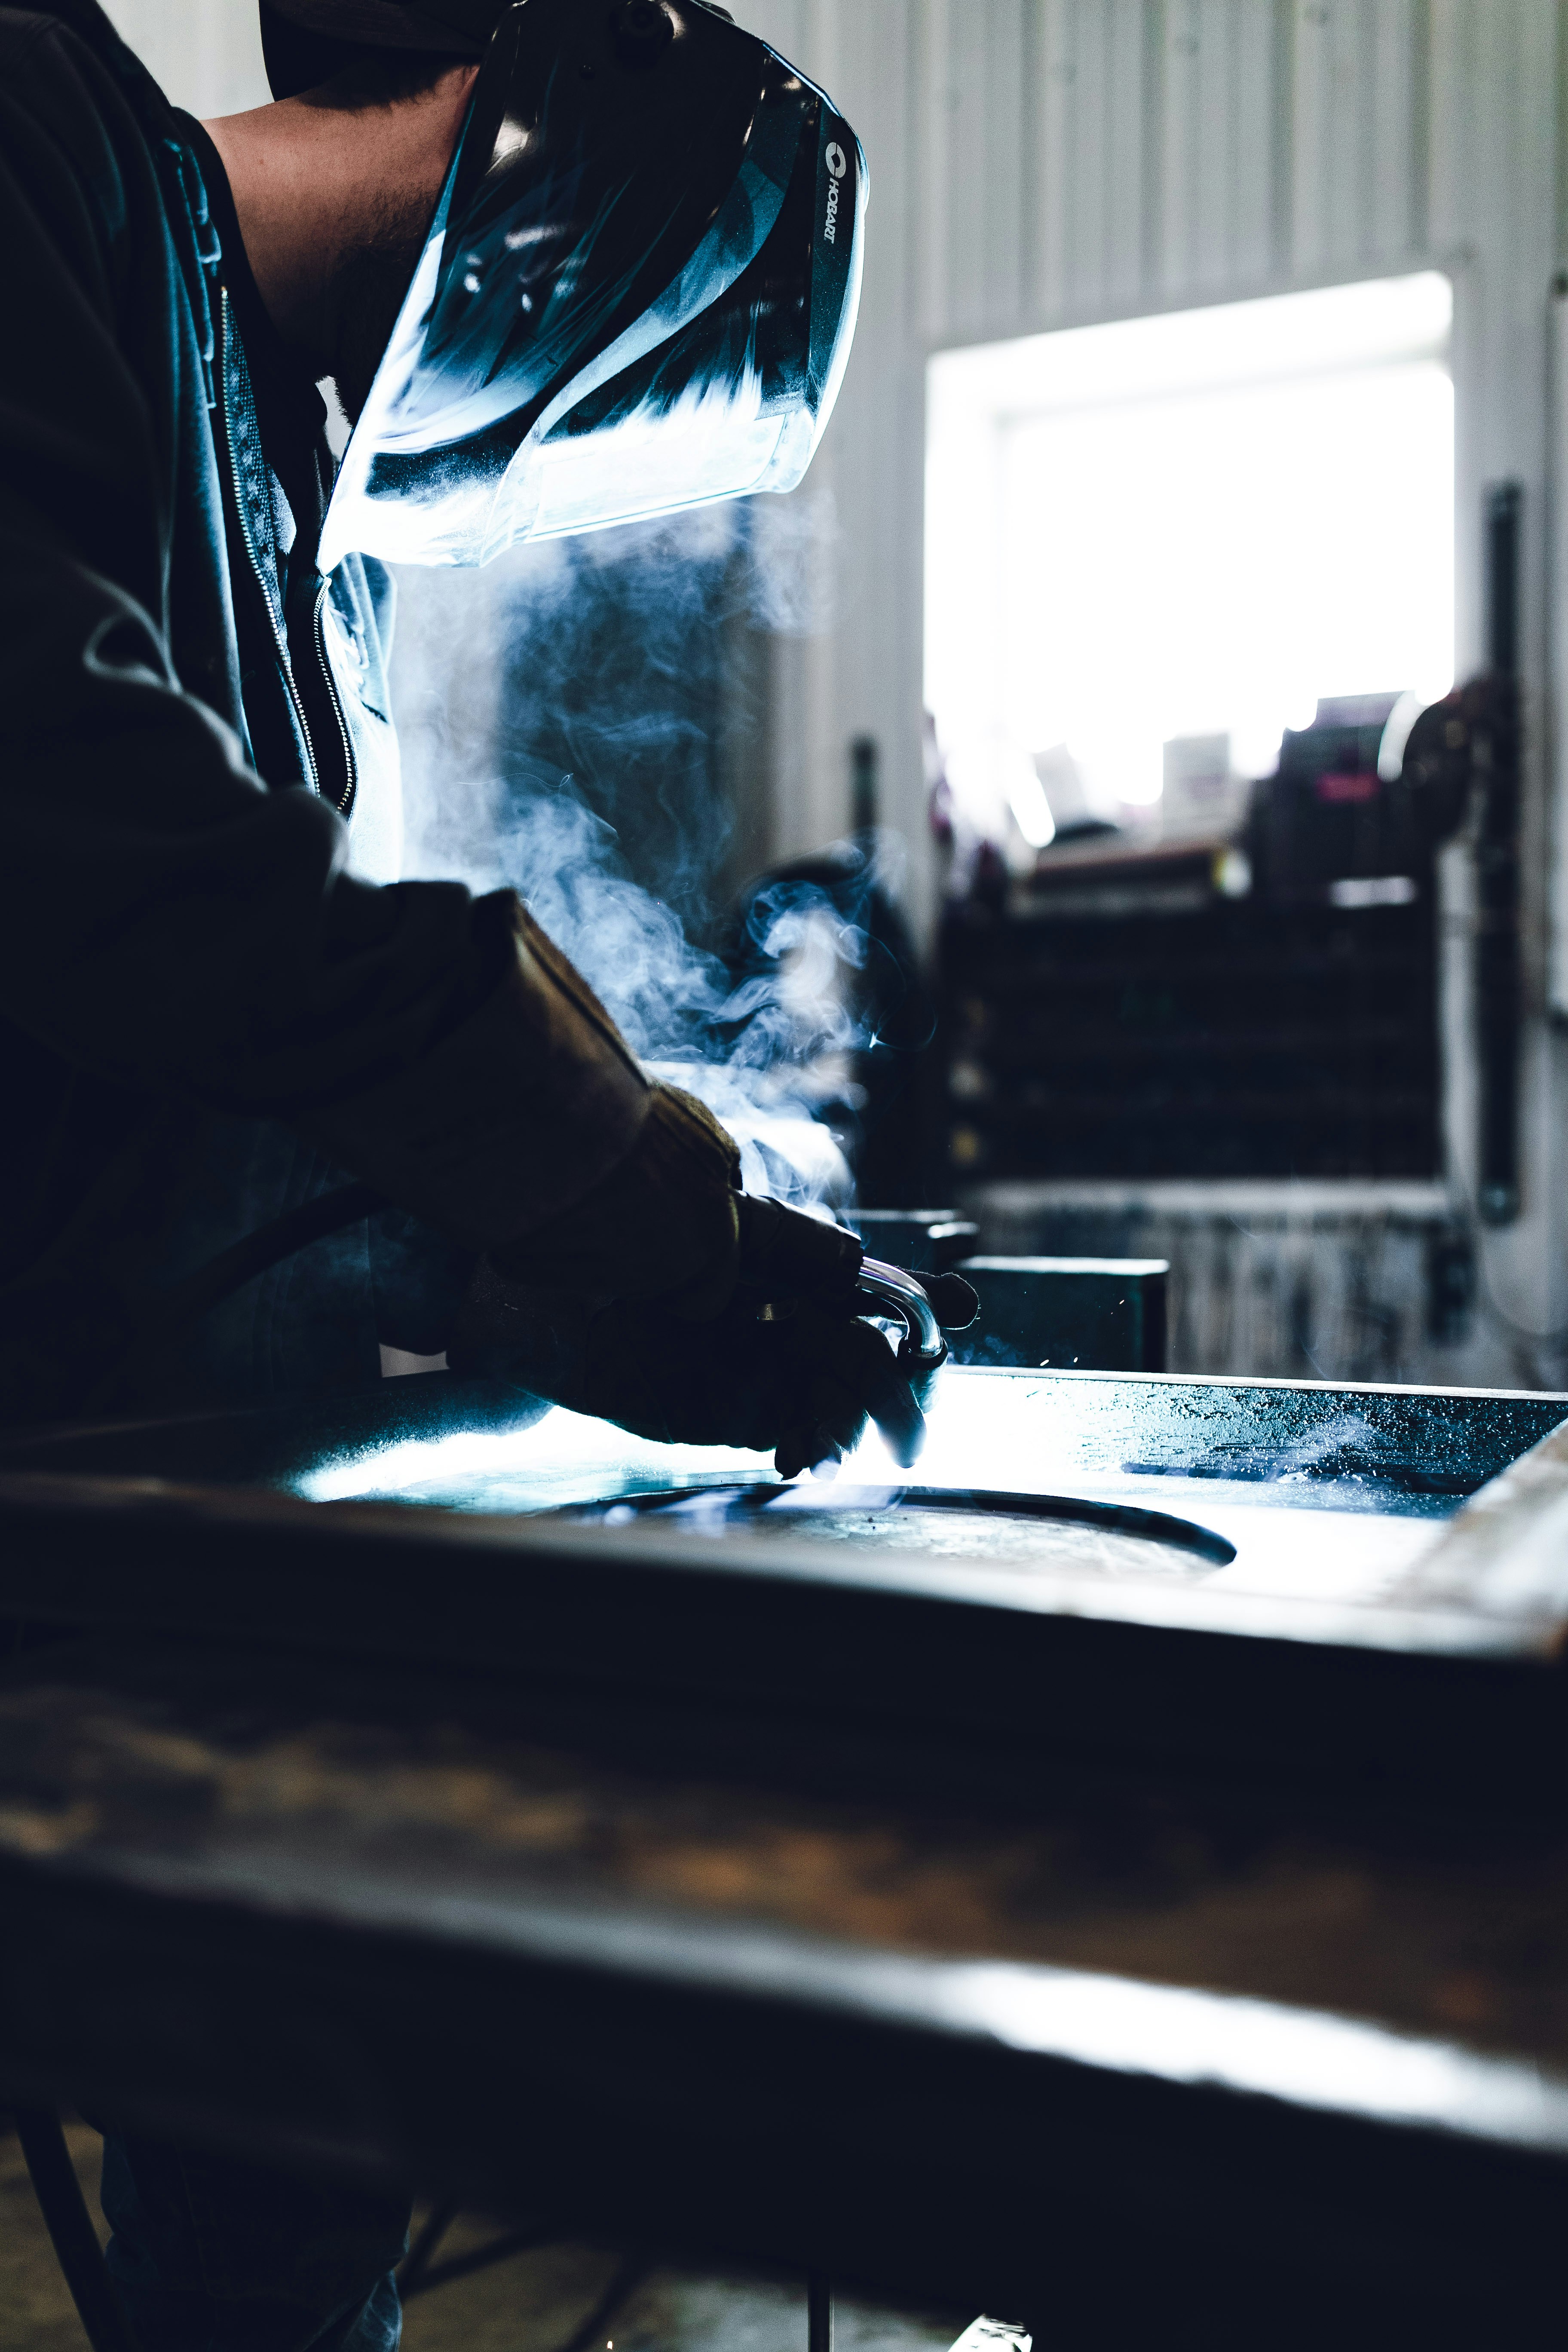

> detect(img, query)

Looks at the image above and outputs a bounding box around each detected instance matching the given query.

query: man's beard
[328,228,426,425]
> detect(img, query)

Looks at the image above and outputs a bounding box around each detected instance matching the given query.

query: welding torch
[848,1256,959,1412]
[751,1246,977,1476]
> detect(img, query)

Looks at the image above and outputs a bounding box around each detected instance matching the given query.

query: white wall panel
[986,0,1030,328]
[1031,0,1078,319]
[1191,0,1236,282]
[1164,0,1273,296]
[100,0,268,114]
[1159,0,1209,291]
[913,0,959,337]
[1368,0,1422,258]
[1105,0,1157,303]
[1218,0,1277,288]
[940,0,1019,334]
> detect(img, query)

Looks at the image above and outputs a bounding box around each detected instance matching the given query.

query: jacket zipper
[313,579,358,821]
[217,288,321,797]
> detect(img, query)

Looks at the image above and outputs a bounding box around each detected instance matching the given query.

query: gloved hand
[451,1080,979,1471]
[450,1174,940,1472]
[591,1286,925,1473]
[451,1265,924,1475]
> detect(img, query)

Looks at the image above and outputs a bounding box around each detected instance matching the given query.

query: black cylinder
[1476,482,1522,1226]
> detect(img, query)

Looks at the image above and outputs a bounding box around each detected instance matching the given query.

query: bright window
[926,273,1455,832]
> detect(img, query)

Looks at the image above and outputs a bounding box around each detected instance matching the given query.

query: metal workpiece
[1,1368,1566,1803]
[9,1358,1555,1501]
[0,1491,1548,1809]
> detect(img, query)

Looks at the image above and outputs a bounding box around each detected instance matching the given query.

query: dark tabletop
[2,1628,1565,2349]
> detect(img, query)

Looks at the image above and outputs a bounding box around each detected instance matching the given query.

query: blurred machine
[944,866,1440,1183]
[940,489,1522,1205]
[940,693,1458,1185]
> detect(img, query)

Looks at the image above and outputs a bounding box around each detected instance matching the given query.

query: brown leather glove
[449,1139,888,1469]
[490,1082,745,1314]
[490,1083,868,1323]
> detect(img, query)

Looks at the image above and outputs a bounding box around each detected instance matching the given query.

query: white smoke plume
[389,496,866,1205]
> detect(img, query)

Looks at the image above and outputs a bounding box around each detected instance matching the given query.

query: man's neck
[201,69,478,394]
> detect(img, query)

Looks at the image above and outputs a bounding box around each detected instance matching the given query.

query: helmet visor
[320,0,865,570]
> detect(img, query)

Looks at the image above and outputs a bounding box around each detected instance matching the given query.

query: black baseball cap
[260,0,502,99]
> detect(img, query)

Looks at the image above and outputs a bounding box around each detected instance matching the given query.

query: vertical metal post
[1477,481,1523,1225]
[1488,480,1522,676]
[851,735,879,835]
[808,2276,833,2352]
[15,2110,137,2352]
[1547,278,1568,1017]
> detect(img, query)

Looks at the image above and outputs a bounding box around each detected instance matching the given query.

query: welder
[0,1,909,2342]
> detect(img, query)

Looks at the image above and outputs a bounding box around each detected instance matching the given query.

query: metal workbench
[2,1367,1566,2346]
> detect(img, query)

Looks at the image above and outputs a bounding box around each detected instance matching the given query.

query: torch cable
[83,1180,386,1415]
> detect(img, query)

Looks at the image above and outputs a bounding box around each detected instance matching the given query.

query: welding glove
[450,1071,946,1469]
[490,1081,746,1315]
[450,1256,925,1475]
[491,1081,870,1323]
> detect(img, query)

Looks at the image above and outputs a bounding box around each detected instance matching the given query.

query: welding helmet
[303,0,865,570]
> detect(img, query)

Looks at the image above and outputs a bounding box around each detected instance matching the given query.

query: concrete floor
[1,2124,965,2352]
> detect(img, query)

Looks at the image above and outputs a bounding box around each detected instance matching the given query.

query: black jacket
[0,1,649,1418]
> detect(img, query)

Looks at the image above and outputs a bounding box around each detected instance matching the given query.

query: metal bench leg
[14,2109,138,2352]
[808,2275,832,2352]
